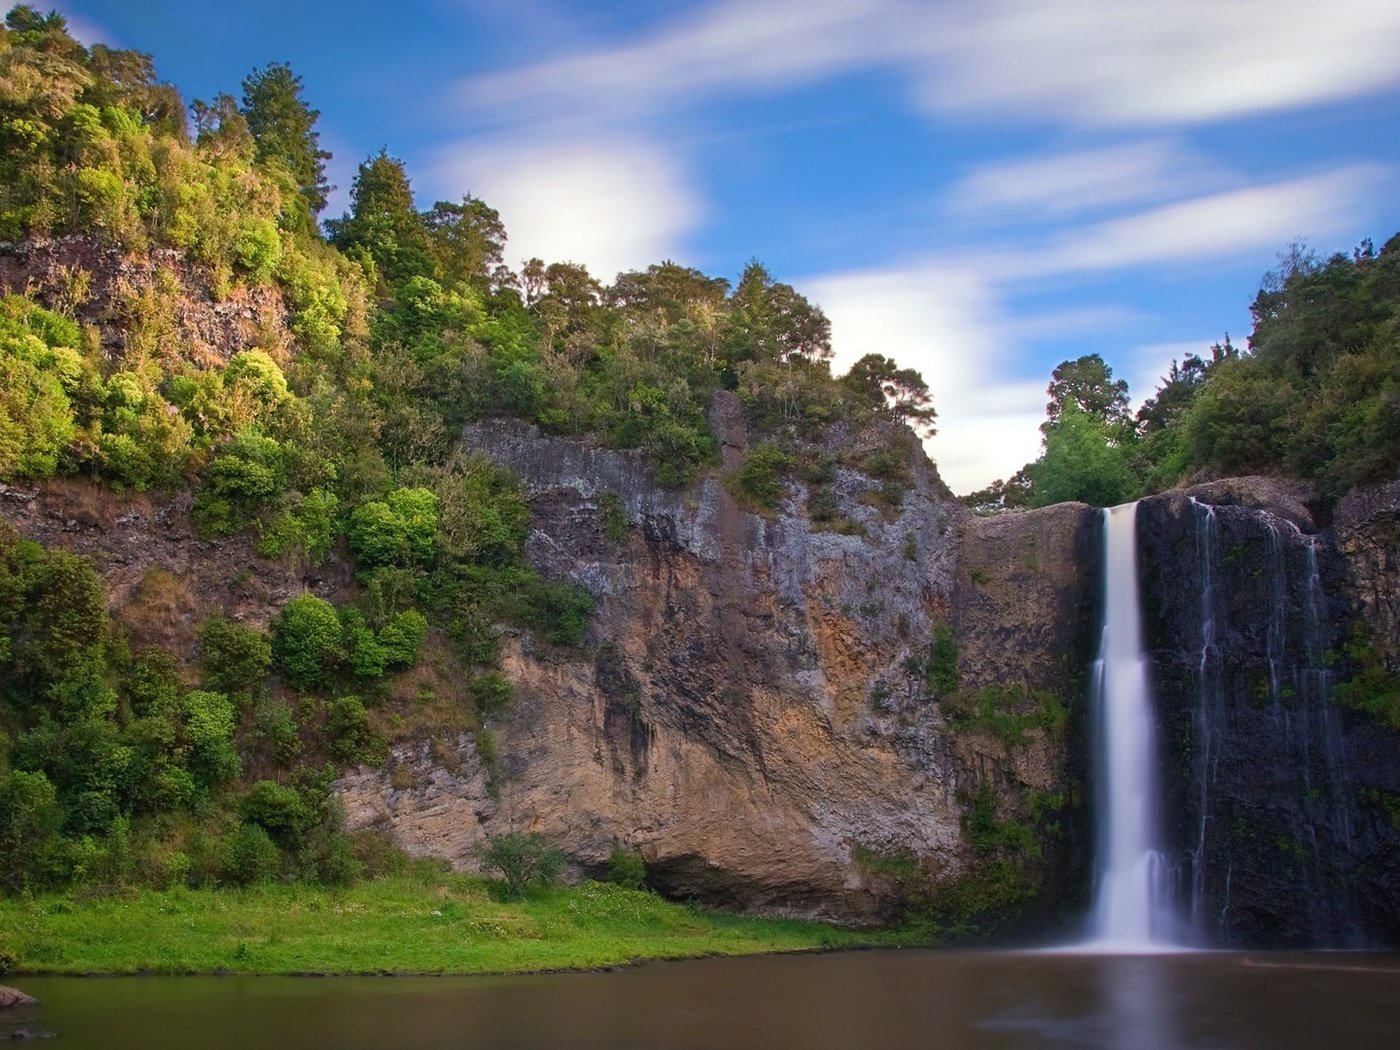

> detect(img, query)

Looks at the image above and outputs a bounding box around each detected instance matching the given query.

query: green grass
[0,876,883,975]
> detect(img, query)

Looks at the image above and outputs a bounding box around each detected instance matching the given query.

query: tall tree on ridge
[240,62,330,231]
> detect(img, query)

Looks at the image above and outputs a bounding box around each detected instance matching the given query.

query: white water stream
[1087,502,1177,950]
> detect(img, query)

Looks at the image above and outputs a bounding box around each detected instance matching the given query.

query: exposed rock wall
[0,236,291,367]
[0,478,350,659]
[1138,481,1400,947]
[337,416,1097,922]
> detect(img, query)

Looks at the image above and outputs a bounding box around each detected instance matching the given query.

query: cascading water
[1087,502,1178,949]
[1180,499,1364,945]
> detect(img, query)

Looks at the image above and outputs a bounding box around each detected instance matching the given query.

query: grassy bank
[0,876,886,976]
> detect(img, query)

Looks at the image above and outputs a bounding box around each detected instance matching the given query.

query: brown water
[6,949,1400,1048]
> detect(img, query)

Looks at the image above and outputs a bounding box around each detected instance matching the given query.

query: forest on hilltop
[966,237,1400,511]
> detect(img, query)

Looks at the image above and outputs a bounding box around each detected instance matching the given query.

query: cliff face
[1138,480,1400,947]
[335,412,1096,923]
[0,236,291,368]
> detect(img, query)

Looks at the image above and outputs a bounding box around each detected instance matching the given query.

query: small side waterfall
[1180,499,1364,945]
[1088,502,1178,949]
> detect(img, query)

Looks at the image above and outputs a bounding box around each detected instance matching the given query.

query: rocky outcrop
[0,236,291,367]
[333,416,1103,924]
[339,418,972,920]
[0,986,37,1010]
[1139,481,1400,947]
[0,478,351,658]
[1334,480,1400,670]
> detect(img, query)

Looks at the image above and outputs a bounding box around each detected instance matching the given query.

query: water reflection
[9,950,1400,1049]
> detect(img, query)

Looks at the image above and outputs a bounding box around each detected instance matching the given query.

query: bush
[477,831,565,900]
[378,609,427,668]
[468,671,511,719]
[0,769,64,893]
[326,694,381,764]
[253,697,303,765]
[200,615,272,698]
[241,779,319,843]
[222,821,281,886]
[606,845,646,890]
[184,689,242,789]
[347,486,439,572]
[736,444,791,509]
[273,593,344,688]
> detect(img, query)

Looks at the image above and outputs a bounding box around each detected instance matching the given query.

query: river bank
[0,876,887,976]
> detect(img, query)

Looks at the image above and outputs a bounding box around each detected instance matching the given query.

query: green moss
[1335,628,1400,730]
[942,683,1067,746]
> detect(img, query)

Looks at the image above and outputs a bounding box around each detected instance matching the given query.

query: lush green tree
[477,831,564,900]
[1032,403,1135,508]
[272,593,344,689]
[1042,354,1130,438]
[239,61,329,228]
[326,149,431,287]
[0,769,63,892]
[199,615,272,698]
[726,261,831,366]
[843,353,937,436]
[423,195,507,291]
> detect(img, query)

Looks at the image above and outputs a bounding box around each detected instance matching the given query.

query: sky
[47,0,1400,493]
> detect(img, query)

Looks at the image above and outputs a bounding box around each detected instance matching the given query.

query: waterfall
[1088,502,1178,949]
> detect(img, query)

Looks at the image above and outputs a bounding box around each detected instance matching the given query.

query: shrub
[253,697,303,765]
[199,615,272,698]
[184,689,242,789]
[926,624,959,697]
[222,821,281,886]
[606,845,647,890]
[347,486,439,572]
[378,608,428,668]
[0,770,63,893]
[477,831,565,900]
[736,444,791,509]
[272,593,344,688]
[326,694,381,764]
[468,671,512,719]
[242,779,318,843]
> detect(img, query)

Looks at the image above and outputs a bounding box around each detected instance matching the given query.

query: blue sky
[49,0,1400,492]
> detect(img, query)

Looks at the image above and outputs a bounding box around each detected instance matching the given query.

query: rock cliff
[336,413,1096,923]
[1138,479,1400,947]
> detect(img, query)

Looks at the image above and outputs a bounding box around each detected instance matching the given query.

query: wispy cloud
[946,140,1218,221]
[985,165,1386,281]
[455,0,1400,135]
[457,0,901,133]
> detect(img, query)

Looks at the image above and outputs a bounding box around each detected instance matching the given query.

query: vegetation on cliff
[966,236,1400,511]
[0,2,943,922]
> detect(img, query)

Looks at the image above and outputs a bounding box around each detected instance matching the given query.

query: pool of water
[6,949,1400,1048]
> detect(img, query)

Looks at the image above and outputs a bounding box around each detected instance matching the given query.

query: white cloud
[458,0,900,131]
[805,264,1044,492]
[455,0,1400,136]
[946,140,1215,220]
[430,137,704,281]
[987,165,1386,281]
[922,0,1400,126]
[1119,340,1217,411]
